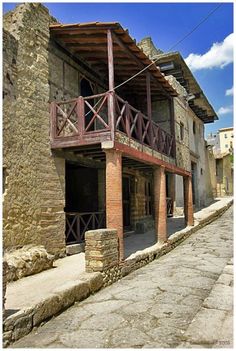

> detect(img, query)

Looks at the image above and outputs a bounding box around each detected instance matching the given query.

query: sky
[2,1,234,137]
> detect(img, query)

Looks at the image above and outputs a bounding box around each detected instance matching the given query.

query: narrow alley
[11,206,233,349]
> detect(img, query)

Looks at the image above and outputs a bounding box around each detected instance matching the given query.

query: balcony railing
[50,92,175,158]
[66,211,105,245]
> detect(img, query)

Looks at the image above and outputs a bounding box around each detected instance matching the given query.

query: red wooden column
[107,29,115,140]
[183,176,194,226]
[105,149,124,260]
[154,166,167,243]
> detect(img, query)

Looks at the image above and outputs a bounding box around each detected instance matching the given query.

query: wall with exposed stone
[4,245,55,282]
[216,155,233,196]
[166,75,191,172]
[3,3,66,257]
[152,98,171,134]
[48,40,106,103]
[124,169,154,232]
[205,146,217,200]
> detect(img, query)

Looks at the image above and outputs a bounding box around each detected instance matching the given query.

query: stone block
[53,280,90,309]
[79,272,104,293]
[4,245,55,282]
[3,307,34,332]
[33,294,62,326]
[85,229,117,241]
[66,243,85,255]
[12,314,33,341]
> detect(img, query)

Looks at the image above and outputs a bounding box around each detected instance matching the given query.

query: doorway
[65,162,105,245]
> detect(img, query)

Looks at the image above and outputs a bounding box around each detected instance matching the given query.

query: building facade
[206,127,234,154]
[138,38,218,211]
[217,127,234,154]
[4,3,213,260]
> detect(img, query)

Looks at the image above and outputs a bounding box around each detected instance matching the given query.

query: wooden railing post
[125,102,131,137]
[77,96,85,137]
[138,112,143,144]
[107,29,115,140]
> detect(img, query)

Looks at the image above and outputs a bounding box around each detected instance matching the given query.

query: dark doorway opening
[65,162,105,245]
[65,162,98,212]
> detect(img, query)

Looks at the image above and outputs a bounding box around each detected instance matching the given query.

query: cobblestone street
[11,206,233,349]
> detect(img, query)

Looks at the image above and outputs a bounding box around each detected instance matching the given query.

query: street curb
[3,272,103,347]
[3,199,233,347]
[120,199,233,276]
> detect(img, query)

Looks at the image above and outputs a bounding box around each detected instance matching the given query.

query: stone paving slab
[3,197,233,346]
[9,204,233,348]
[179,258,234,349]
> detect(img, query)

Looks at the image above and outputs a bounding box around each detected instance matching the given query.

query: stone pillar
[85,229,118,272]
[154,166,167,243]
[184,176,194,226]
[105,150,124,260]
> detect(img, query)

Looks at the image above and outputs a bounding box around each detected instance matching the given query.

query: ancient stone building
[4,3,214,261]
[138,38,218,211]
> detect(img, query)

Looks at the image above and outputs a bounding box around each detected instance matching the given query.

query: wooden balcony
[50,92,175,159]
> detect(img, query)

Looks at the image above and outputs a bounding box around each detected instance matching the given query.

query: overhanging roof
[154,52,218,123]
[50,22,178,98]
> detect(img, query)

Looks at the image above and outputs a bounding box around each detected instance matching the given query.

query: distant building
[218,127,234,154]
[206,127,234,154]
[206,132,220,150]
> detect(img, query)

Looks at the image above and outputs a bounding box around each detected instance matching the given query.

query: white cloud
[217,105,233,115]
[185,33,234,71]
[225,86,234,96]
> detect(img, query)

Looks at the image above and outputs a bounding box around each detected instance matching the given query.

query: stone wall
[137,37,163,58]
[2,261,8,320]
[85,229,121,286]
[48,40,105,102]
[132,171,154,231]
[217,155,233,196]
[152,98,171,133]
[3,3,66,256]
[205,146,216,200]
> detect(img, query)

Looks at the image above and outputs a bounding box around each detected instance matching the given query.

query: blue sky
[2,2,234,136]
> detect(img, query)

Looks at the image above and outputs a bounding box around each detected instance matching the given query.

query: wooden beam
[52,150,105,168]
[112,31,144,70]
